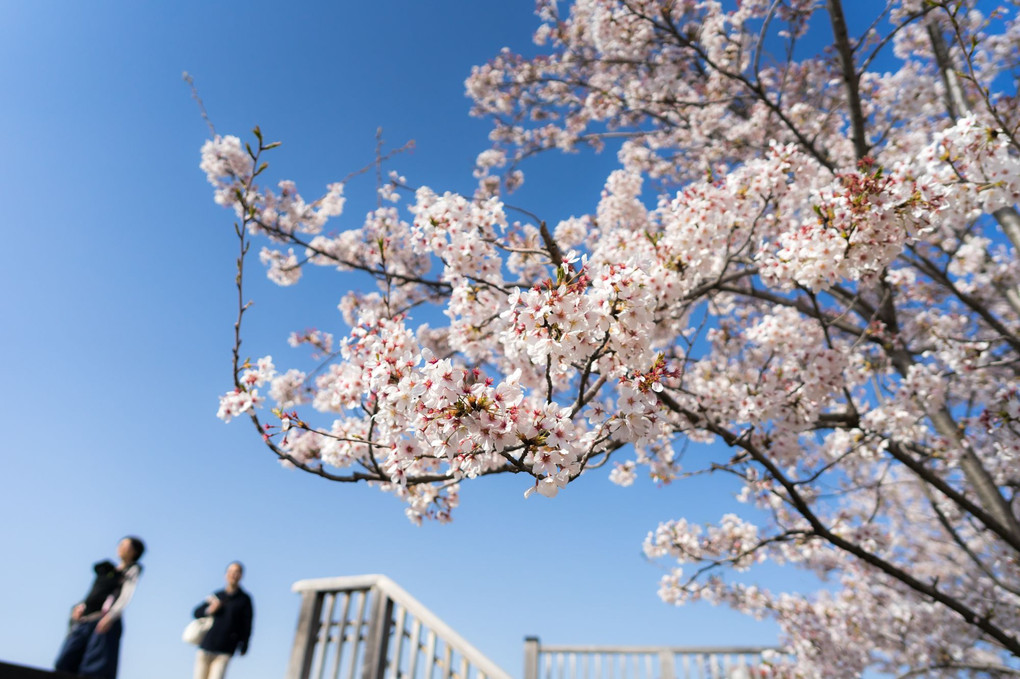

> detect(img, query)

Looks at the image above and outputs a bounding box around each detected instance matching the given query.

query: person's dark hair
[228,561,244,574]
[124,536,145,562]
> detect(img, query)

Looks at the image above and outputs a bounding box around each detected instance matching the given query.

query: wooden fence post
[288,590,324,679]
[363,587,396,679]
[524,636,541,679]
[658,651,675,679]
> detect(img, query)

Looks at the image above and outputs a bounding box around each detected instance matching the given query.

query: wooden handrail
[532,645,776,655]
[523,637,782,679]
[289,575,513,679]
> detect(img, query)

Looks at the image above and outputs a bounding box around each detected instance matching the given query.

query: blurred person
[192,561,254,679]
[55,536,145,679]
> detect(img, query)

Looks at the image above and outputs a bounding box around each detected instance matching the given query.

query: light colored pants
[194,650,231,679]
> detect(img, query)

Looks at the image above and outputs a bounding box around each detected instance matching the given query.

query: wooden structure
[523,639,776,679]
[288,575,513,679]
[288,575,778,679]
[0,661,79,679]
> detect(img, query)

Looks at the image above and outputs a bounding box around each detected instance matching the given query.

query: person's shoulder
[124,563,143,578]
[93,560,116,575]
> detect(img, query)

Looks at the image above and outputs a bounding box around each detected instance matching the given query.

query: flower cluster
[206,0,1020,673]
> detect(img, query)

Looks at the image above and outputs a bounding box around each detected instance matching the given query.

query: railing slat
[331,592,353,679]
[443,643,453,679]
[407,619,423,679]
[346,590,370,679]
[423,629,438,679]
[658,651,673,679]
[311,592,337,679]
[389,605,408,679]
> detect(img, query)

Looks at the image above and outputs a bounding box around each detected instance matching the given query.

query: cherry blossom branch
[887,438,1020,554]
[923,486,1020,598]
[338,134,416,189]
[895,662,1020,679]
[938,4,1020,154]
[249,218,454,294]
[716,284,870,341]
[571,335,611,417]
[901,246,1020,354]
[925,12,1020,260]
[654,389,1020,655]
[660,528,813,589]
[856,5,929,73]
[751,0,782,83]
[702,412,1020,656]
[182,72,216,137]
[826,0,870,160]
[538,220,564,269]
[226,137,393,485]
[717,268,1017,526]
[627,1,837,171]
[880,324,1020,547]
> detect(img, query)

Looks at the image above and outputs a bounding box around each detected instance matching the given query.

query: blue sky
[0,3,787,678]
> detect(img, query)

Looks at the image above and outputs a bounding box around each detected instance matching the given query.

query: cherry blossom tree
[201,1,1020,675]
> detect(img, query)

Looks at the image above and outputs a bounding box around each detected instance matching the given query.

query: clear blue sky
[0,3,787,678]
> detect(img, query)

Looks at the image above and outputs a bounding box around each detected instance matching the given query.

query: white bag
[182,616,214,645]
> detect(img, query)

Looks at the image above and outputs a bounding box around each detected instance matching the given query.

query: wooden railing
[286,576,780,679]
[522,639,779,679]
[288,575,513,679]
[0,661,79,679]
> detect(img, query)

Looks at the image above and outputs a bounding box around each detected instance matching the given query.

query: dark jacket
[83,561,125,616]
[194,588,253,656]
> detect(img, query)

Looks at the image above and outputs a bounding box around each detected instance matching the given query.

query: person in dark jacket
[55,536,145,679]
[192,561,253,679]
